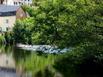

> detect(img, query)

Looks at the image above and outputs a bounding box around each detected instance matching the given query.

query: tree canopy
[13,0,103,76]
[14,0,103,47]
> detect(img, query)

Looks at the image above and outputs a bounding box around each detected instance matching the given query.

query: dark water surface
[0,45,102,77]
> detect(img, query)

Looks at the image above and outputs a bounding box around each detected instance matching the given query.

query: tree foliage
[13,18,34,44]
[14,0,103,47]
[13,0,103,76]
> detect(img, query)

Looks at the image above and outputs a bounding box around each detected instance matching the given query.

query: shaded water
[0,45,56,77]
[0,45,100,77]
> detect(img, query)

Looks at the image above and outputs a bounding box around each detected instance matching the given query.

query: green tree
[13,18,34,44]
[13,0,103,76]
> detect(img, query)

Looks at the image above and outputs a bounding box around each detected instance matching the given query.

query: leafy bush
[4,32,14,44]
[13,18,34,44]
[0,34,5,44]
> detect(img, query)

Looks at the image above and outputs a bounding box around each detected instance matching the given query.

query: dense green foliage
[0,34,5,44]
[0,32,14,44]
[13,18,34,44]
[14,0,103,47]
[4,32,14,44]
[13,0,103,77]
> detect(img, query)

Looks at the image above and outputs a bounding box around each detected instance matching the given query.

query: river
[0,45,56,77]
[0,45,32,77]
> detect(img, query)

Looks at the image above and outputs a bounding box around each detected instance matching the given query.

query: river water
[0,45,56,77]
[0,45,30,77]
[0,45,98,77]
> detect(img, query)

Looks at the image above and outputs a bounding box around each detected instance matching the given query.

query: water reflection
[13,46,31,64]
[0,45,56,77]
[0,45,31,67]
[0,53,15,69]
[0,45,17,77]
